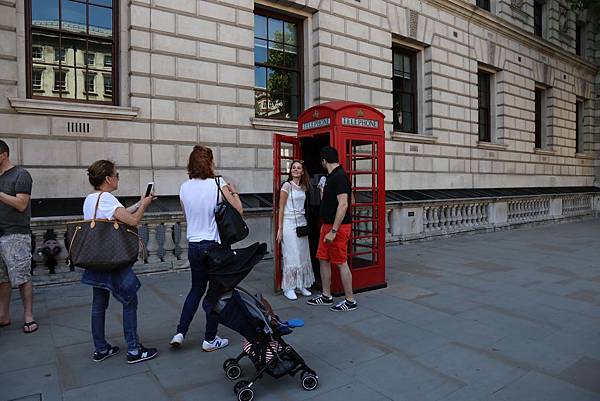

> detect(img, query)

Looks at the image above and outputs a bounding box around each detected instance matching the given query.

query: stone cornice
[9,98,139,120]
[430,0,598,74]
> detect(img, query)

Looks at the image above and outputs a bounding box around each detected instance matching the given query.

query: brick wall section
[0,0,598,199]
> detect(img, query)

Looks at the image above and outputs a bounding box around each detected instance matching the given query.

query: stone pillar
[488,201,508,225]
[549,197,563,217]
[395,206,423,237]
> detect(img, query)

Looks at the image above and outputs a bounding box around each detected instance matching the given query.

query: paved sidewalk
[1,219,600,401]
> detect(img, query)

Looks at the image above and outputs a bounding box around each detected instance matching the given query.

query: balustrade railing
[507,198,550,223]
[423,201,490,233]
[562,195,592,216]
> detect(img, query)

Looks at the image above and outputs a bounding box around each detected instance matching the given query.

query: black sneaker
[306,294,333,306]
[126,344,158,364]
[330,300,357,312]
[93,344,120,362]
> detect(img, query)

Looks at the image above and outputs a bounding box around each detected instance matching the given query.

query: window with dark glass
[32,46,43,59]
[478,71,491,142]
[85,52,95,66]
[32,68,43,90]
[103,74,112,96]
[53,69,66,91]
[576,24,583,56]
[535,88,544,148]
[534,1,543,37]
[392,46,417,133]
[254,10,302,120]
[576,100,583,153]
[85,72,95,93]
[27,0,117,104]
[476,0,490,11]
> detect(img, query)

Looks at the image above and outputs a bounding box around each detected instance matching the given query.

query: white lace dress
[280,181,315,291]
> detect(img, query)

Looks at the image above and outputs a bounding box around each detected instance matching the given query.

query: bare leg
[19,280,34,323]
[319,260,332,297]
[338,262,354,302]
[0,282,11,324]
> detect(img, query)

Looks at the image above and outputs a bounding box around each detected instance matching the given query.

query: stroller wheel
[223,358,237,371]
[237,387,254,401]
[301,371,318,391]
[234,380,250,394]
[226,363,242,380]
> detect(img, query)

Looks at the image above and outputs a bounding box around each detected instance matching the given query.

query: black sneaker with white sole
[330,300,357,312]
[306,294,333,306]
[126,344,158,364]
[93,344,120,362]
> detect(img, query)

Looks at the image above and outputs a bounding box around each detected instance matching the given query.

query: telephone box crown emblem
[312,110,319,119]
[357,109,365,117]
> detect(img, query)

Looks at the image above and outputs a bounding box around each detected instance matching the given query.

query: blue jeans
[176,241,219,341]
[91,287,139,353]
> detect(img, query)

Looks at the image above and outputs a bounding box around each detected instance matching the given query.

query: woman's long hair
[187,145,215,179]
[285,160,310,191]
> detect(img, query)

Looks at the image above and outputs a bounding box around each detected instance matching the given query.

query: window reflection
[28,0,115,103]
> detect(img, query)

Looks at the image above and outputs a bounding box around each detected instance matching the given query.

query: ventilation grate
[67,121,90,134]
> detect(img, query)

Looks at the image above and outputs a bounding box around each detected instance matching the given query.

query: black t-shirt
[0,166,32,235]
[320,166,351,225]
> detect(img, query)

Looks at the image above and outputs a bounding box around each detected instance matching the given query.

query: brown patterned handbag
[66,192,144,272]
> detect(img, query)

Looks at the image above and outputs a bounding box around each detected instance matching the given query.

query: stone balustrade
[29,192,599,282]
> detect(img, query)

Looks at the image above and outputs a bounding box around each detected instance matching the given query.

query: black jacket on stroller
[202,242,318,401]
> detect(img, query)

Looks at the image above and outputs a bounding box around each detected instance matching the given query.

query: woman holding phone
[82,160,158,364]
[170,145,242,351]
[276,160,314,300]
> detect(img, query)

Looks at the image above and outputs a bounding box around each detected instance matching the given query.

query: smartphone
[144,182,154,198]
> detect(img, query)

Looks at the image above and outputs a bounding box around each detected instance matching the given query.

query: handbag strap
[92,192,104,221]
[289,182,301,229]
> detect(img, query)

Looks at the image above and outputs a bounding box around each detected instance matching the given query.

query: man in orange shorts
[307,146,356,311]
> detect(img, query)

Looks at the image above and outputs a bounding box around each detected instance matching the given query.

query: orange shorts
[316,224,351,265]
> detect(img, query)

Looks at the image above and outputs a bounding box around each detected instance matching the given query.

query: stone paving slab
[2,219,600,401]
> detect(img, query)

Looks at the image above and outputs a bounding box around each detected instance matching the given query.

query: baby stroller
[204,243,318,401]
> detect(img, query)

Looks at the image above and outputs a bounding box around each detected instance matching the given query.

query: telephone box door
[273,134,302,292]
[334,133,386,292]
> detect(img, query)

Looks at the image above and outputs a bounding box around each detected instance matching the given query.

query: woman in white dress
[276,161,315,300]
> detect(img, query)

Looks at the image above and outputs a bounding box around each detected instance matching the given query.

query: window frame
[534,1,544,37]
[575,99,584,153]
[477,70,492,143]
[392,45,418,134]
[32,67,44,91]
[253,7,304,121]
[534,86,547,149]
[25,0,119,105]
[476,0,491,12]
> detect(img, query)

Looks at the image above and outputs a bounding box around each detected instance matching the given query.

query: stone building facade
[0,0,598,204]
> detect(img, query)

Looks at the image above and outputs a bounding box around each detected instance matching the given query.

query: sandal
[23,321,38,334]
[0,321,11,327]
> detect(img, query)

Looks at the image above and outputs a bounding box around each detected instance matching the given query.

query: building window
[575,100,583,153]
[476,0,490,11]
[392,46,417,133]
[54,48,65,63]
[53,69,66,92]
[85,73,96,93]
[254,10,302,120]
[534,87,547,149]
[478,71,492,142]
[103,74,113,96]
[85,52,95,66]
[32,46,43,59]
[32,68,43,91]
[576,24,584,56]
[27,0,117,104]
[534,1,544,37]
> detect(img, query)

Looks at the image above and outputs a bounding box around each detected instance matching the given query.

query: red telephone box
[273,101,386,295]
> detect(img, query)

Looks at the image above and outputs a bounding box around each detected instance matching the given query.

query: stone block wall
[0,0,597,202]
